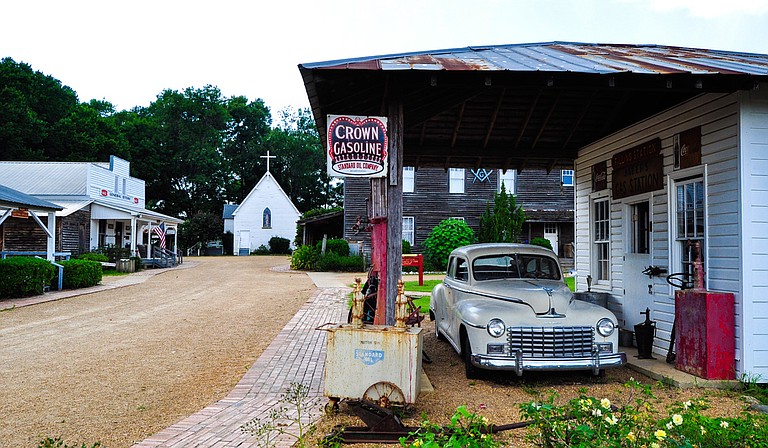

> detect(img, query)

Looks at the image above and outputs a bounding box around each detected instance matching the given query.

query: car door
[444,256,469,345]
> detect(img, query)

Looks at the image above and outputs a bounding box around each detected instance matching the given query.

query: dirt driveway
[0,256,314,448]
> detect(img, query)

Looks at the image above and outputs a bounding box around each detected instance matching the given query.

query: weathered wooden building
[344,167,574,263]
[0,185,63,260]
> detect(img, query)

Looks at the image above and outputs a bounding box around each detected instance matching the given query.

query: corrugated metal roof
[0,162,89,195]
[50,200,94,217]
[0,184,63,210]
[301,42,768,76]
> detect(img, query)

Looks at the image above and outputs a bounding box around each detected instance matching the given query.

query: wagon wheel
[363,381,405,407]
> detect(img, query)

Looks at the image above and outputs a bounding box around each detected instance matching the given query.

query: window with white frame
[403,166,415,193]
[675,178,705,278]
[561,169,574,187]
[498,169,516,193]
[263,208,272,229]
[451,217,465,221]
[593,198,610,281]
[449,168,465,193]
[402,216,415,246]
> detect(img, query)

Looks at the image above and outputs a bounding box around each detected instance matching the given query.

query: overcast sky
[3,0,767,115]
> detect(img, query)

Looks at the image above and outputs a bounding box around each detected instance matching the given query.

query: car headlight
[487,318,506,338]
[596,318,616,337]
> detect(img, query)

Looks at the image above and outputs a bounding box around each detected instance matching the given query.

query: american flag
[153,223,166,249]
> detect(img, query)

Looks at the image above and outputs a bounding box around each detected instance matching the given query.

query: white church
[223,152,300,256]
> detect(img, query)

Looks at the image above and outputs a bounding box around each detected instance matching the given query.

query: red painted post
[417,254,424,286]
[401,254,424,286]
[371,217,388,325]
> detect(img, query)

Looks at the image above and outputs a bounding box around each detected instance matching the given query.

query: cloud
[618,0,768,18]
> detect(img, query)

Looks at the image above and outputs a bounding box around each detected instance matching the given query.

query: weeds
[240,382,316,447]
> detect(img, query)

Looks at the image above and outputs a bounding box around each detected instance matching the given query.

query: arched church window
[263,208,272,229]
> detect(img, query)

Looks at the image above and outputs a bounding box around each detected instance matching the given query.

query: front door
[544,223,559,255]
[238,230,250,256]
[622,201,653,330]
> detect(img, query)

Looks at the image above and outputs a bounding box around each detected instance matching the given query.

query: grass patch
[403,279,441,293]
[410,295,430,314]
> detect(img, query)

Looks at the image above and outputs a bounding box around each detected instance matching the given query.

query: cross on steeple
[260,150,276,172]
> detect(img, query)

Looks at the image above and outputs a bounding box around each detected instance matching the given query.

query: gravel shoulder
[0,256,314,448]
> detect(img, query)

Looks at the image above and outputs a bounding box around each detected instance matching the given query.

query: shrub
[423,218,475,271]
[316,252,365,272]
[400,405,499,447]
[478,185,525,243]
[316,238,350,256]
[402,239,412,254]
[59,260,102,289]
[0,257,56,298]
[291,245,320,270]
[530,237,553,251]
[269,237,291,254]
[520,379,768,448]
[78,252,109,262]
[252,244,270,255]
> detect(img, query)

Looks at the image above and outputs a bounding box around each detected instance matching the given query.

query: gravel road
[0,256,314,448]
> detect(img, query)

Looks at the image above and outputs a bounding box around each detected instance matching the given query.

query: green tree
[223,96,272,203]
[477,181,526,243]
[423,218,476,271]
[178,211,222,251]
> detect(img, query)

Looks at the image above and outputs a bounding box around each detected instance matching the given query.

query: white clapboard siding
[576,91,745,366]
[739,86,768,376]
[232,173,301,255]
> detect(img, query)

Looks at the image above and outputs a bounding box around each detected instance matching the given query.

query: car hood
[469,279,573,315]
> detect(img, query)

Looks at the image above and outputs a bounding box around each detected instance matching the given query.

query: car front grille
[507,326,594,357]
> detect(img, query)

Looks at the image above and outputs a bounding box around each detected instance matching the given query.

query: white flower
[592,408,602,417]
[605,415,618,425]
[672,414,683,426]
[651,443,660,448]
[720,421,729,429]
[666,421,674,430]
[700,425,706,435]
[601,398,611,409]
[683,400,692,410]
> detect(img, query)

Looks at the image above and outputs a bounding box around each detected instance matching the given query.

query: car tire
[462,332,481,379]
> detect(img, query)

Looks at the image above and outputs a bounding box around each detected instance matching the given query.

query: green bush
[252,244,270,255]
[291,245,320,270]
[316,238,350,257]
[316,252,365,272]
[269,237,291,254]
[530,237,553,251]
[59,260,102,289]
[423,218,475,271]
[402,239,412,254]
[0,257,56,298]
[78,252,109,262]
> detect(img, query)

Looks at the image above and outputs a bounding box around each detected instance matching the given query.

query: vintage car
[430,243,626,378]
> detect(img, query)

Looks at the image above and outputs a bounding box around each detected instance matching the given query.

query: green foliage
[252,244,271,255]
[37,436,101,448]
[739,373,768,405]
[241,382,315,448]
[59,259,102,289]
[477,185,525,243]
[530,237,553,250]
[520,379,768,448]
[403,279,441,293]
[269,236,291,254]
[0,257,56,298]
[291,245,320,270]
[78,252,109,262]
[402,239,412,254]
[400,405,499,447]
[316,238,350,257]
[423,219,475,271]
[96,245,130,263]
[179,211,222,251]
[315,253,365,272]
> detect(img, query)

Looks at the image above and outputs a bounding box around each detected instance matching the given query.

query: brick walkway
[133,285,350,448]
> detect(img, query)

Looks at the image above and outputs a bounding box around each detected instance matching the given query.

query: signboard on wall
[674,126,702,170]
[611,138,663,200]
[592,161,608,191]
[327,115,388,178]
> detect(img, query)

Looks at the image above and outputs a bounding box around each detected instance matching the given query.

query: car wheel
[462,332,481,379]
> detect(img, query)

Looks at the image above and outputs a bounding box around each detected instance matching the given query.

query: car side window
[455,258,469,282]
[447,256,456,278]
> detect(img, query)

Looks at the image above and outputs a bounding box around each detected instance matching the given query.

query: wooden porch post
[46,211,56,261]
[385,96,404,326]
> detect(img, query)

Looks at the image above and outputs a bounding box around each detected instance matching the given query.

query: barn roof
[0,184,63,211]
[300,42,768,170]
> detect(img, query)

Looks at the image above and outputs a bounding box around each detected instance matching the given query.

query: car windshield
[472,253,561,281]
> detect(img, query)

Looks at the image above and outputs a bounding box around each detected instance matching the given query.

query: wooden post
[385,97,404,326]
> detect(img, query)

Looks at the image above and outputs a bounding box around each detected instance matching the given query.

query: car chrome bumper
[471,351,627,376]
